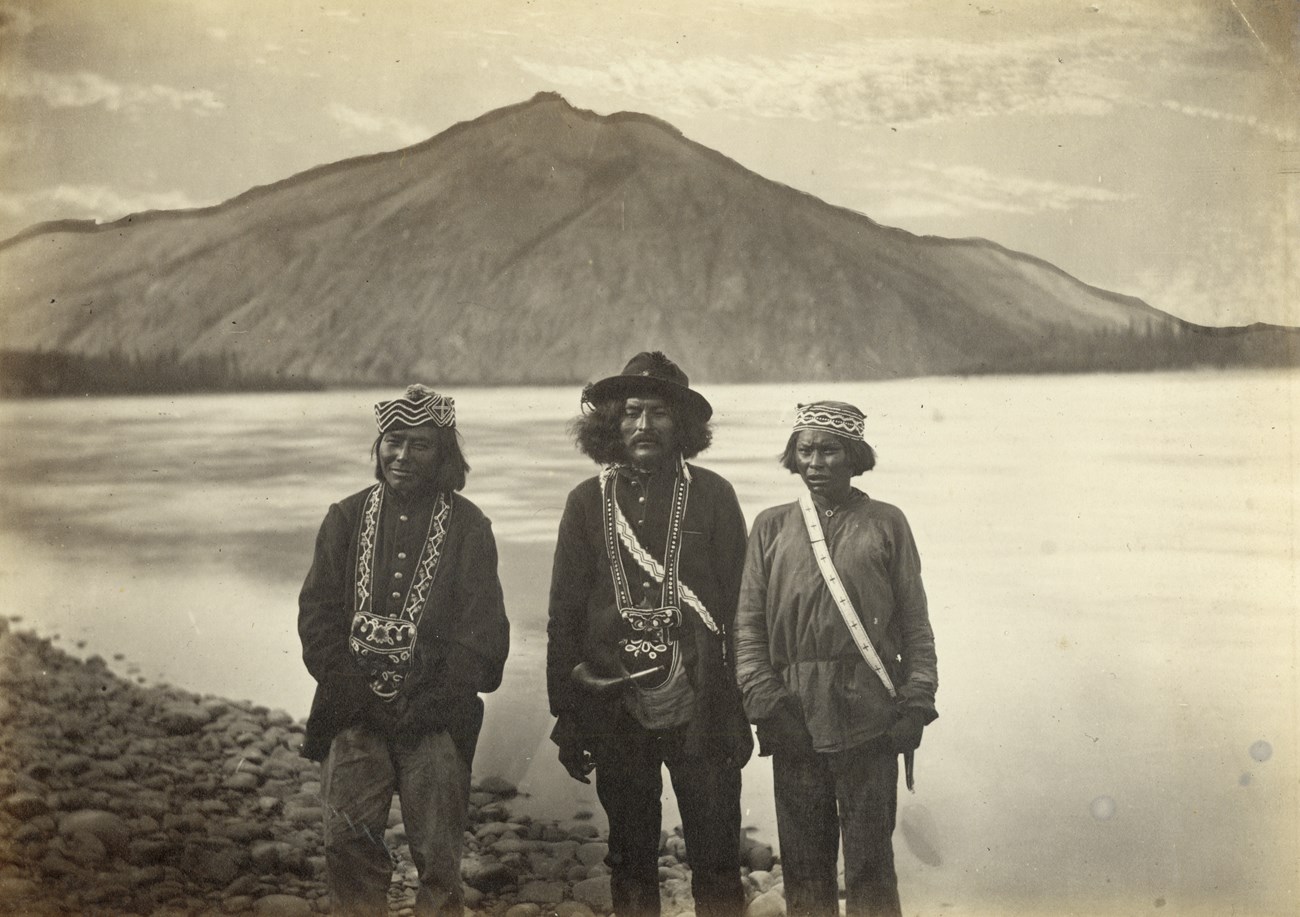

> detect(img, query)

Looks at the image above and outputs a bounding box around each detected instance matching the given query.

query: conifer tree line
[0,348,320,397]
[1,320,1296,397]
[957,321,1300,375]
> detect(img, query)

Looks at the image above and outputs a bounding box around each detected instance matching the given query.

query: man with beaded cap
[298,384,509,917]
[733,401,938,917]
[546,351,753,917]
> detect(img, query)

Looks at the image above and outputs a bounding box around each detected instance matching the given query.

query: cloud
[0,184,209,229]
[513,7,1286,136]
[322,8,363,25]
[1130,247,1297,327]
[1,69,225,116]
[866,160,1133,221]
[700,0,890,14]
[0,2,36,38]
[514,31,1147,130]
[327,102,430,146]
[1159,99,1297,144]
[1131,187,1298,327]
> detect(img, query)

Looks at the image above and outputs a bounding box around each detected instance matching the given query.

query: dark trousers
[321,726,470,917]
[592,710,746,917]
[772,743,901,917]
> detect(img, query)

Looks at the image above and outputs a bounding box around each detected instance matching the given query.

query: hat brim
[585,375,712,421]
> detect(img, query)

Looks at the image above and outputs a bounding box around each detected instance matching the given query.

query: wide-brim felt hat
[583,351,712,421]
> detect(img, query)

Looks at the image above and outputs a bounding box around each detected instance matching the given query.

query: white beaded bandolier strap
[348,483,452,700]
[599,463,719,636]
[798,491,896,698]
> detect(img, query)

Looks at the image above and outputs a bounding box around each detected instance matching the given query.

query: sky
[0,0,1295,327]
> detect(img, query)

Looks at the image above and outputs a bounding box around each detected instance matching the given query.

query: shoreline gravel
[0,619,782,916]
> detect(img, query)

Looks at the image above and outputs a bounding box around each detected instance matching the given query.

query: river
[1,371,1295,916]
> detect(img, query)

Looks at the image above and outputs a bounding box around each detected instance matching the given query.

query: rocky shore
[0,620,784,916]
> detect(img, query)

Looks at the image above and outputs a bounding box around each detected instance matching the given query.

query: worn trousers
[591,713,746,917]
[321,726,470,917]
[772,742,901,917]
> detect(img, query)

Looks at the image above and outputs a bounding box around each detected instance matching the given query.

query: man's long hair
[371,427,470,493]
[571,397,713,465]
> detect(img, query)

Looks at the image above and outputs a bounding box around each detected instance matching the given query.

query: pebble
[504,905,542,917]
[741,840,775,872]
[746,887,788,917]
[58,808,131,853]
[555,902,597,917]
[517,879,566,904]
[0,620,784,916]
[572,874,614,911]
[253,893,315,915]
[576,841,609,867]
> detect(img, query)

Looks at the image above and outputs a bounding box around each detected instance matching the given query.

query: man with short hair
[299,384,509,917]
[546,352,753,917]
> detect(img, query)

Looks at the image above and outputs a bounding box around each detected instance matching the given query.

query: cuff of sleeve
[550,713,582,746]
[747,691,799,725]
[898,702,937,726]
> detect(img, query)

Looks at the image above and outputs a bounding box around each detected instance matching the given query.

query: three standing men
[546,352,753,917]
[299,385,510,916]
[296,372,938,917]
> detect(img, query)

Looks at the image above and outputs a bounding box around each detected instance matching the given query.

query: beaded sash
[348,483,452,700]
[599,462,717,696]
[797,491,896,698]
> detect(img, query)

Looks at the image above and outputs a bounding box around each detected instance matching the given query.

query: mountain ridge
[1,92,1293,391]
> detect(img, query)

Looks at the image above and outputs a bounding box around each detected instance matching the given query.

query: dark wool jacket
[546,463,753,766]
[298,485,510,764]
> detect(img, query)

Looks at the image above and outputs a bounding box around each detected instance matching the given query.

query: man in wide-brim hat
[546,351,753,917]
[298,384,510,917]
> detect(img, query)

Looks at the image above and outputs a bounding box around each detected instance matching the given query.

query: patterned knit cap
[374,384,455,433]
[792,401,865,441]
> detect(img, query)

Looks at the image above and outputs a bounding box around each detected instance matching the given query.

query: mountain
[0,92,1293,390]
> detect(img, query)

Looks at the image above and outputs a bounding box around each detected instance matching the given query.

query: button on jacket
[299,486,510,764]
[547,464,752,763]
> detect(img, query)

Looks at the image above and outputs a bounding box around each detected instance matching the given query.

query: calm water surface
[1,371,1296,916]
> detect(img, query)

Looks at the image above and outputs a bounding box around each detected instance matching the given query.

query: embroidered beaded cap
[793,401,866,441]
[375,384,456,433]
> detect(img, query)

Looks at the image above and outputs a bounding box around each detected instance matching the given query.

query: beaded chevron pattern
[374,385,456,432]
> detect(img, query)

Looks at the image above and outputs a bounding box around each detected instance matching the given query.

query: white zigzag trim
[609,491,719,635]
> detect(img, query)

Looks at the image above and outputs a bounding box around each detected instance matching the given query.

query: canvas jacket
[734,489,938,753]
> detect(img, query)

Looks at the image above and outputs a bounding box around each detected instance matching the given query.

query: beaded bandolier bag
[599,459,720,729]
[346,384,458,702]
[347,483,452,700]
